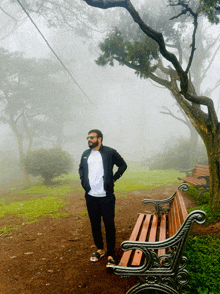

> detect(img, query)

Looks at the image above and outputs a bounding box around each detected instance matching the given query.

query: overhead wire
[15,0,98,109]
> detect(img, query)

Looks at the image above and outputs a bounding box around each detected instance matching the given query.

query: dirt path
[0,185,219,294]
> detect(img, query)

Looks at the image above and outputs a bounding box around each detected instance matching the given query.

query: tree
[0,48,74,178]
[84,0,220,209]
[23,148,73,183]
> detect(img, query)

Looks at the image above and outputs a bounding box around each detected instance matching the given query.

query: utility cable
[15,0,98,109]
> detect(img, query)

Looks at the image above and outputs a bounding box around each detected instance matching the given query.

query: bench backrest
[168,189,188,237]
[192,164,210,177]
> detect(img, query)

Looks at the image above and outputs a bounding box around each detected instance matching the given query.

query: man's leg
[85,194,105,258]
[101,194,116,258]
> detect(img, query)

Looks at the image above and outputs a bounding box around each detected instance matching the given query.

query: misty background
[0,0,218,187]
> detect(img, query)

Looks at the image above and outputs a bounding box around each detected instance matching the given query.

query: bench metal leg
[197,188,209,201]
[126,282,179,294]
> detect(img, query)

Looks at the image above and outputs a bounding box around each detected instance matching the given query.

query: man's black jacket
[78,145,127,195]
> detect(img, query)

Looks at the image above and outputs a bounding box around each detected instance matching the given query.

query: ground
[0,184,220,294]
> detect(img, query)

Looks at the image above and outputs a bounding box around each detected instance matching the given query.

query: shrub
[184,234,220,294]
[186,185,210,204]
[23,148,73,183]
[146,139,208,171]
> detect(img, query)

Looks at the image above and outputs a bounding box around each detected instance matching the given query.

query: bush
[23,148,73,183]
[184,234,220,294]
[146,139,208,171]
[186,185,210,204]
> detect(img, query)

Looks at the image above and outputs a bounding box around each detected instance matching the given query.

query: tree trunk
[9,118,30,183]
[205,131,220,208]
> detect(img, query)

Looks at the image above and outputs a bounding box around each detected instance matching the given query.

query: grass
[114,170,184,191]
[0,196,67,220]
[20,185,73,197]
[0,183,70,235]
[0,170,182,234]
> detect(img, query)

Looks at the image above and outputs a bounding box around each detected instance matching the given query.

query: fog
[0,0,217,185]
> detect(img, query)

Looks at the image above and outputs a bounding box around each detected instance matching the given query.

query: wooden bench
[110,184,206,294]
[178,164,210,200]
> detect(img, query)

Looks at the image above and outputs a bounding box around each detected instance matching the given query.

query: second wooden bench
[178,164,210,200]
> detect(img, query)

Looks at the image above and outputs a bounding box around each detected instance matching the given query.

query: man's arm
[113,150,127,181]
[78,155,84,181]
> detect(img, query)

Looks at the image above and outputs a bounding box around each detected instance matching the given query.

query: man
[79,129,127,266]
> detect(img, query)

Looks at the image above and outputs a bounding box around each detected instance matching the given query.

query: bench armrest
[196,175,210,188]
[113,210,206,277]
[142,198,173,214]
[142,183,189,214]
[179,168,194,176]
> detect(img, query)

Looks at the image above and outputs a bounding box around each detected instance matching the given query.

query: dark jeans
[85,193,116,257]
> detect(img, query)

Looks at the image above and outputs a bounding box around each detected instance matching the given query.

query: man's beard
[88,141,99,149]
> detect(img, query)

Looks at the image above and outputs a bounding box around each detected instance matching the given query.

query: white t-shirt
[88,150,106,197]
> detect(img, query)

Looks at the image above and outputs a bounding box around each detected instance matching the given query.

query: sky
[0,0,212,169]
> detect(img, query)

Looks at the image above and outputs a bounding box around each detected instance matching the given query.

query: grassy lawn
[115,169,183,191]
[0,170,182,234]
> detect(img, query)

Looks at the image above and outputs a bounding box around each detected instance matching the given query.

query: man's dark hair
[88,129,103,142]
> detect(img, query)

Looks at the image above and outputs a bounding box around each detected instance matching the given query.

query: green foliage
[147,139,208,171]
[0,196,66,220]
[186,185,220,223]
[96,28,159,78]
[115,170,182,191]
[186,185,209,204]
[23,148,73,183]
[20,185,73,197]
[188,203,220,224]
[199,0,220,24]
[184,234,220,293]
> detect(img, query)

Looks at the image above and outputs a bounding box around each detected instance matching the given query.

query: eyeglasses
[86,136,97,140]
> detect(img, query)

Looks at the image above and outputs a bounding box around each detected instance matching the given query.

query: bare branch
[185,13,198,74]
[160,105,189,125]
[14,112,24,124]
[202,37,220,81]
[168,1,198,74]
[0,5,18,21]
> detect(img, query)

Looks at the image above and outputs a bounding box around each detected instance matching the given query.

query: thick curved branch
[181,90,218,129]
[84,0,128,9]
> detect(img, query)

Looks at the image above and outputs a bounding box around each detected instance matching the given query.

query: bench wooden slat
[158,214,167,256]
[176,190,188,223]
[119,213,145,266]
[173,196,181,232]
[168,204,174,237]
[132,214,151,265]
[148,214,158,242]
